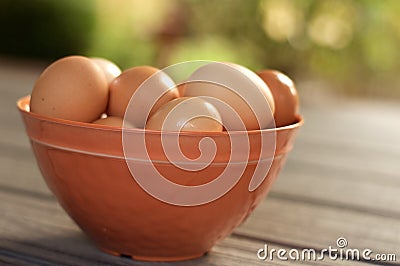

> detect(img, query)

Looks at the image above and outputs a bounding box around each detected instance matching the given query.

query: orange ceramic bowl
[17,96,303,261]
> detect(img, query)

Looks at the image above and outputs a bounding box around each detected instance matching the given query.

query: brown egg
[30,56,108,122]
[92,116,124,127]
[91,57,121,84]
[146,97,222,132]
[257,70,299,127]
[108,66,178,127]
[183,62,275,131]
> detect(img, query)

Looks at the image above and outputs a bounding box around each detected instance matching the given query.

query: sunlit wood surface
[1,59,399,265]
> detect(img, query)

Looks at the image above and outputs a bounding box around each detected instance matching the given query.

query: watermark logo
[336,237,348,248]
[122,61,276,206]
[257,237,396,262]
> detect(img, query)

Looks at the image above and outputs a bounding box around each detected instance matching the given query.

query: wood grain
[0,186,370,266]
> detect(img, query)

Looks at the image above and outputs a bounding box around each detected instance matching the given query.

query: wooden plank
[0,152,51,197]
[289,136,400,180]
[0,136,30,160]
[272,159,400,218]
[0,161,396,264]
[0,185,372,266]
[299,100,400,148]
[0,253,41,266]
[213,236,369,266]
[0,189,285,266]
[288,100,400,181]
[236,197,400,264]
[0,170,400,264]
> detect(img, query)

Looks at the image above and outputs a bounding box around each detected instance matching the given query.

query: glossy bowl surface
[17,95,303,261]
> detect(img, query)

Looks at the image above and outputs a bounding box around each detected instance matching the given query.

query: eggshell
[30,55,108,122]
[91,57,121,84]
[146,97,222,132]
[108,66,178,127]
[183,62,275,130]
[92,116,124,127]
[257,70,299,127]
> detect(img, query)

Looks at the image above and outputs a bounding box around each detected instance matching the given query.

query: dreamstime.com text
[257,237,396,262]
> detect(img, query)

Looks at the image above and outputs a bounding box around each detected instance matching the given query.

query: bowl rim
[17,95,304,136]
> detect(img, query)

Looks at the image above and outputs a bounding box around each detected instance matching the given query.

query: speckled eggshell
[30,55,109,122]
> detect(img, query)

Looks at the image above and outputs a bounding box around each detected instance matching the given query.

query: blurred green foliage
[1,0,400,98]
[180,0,400,97]
[0,0,95,60]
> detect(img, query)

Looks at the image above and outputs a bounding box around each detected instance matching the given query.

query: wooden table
[1,59,399,265]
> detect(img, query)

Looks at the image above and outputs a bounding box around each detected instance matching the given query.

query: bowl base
[99,247,206,262]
